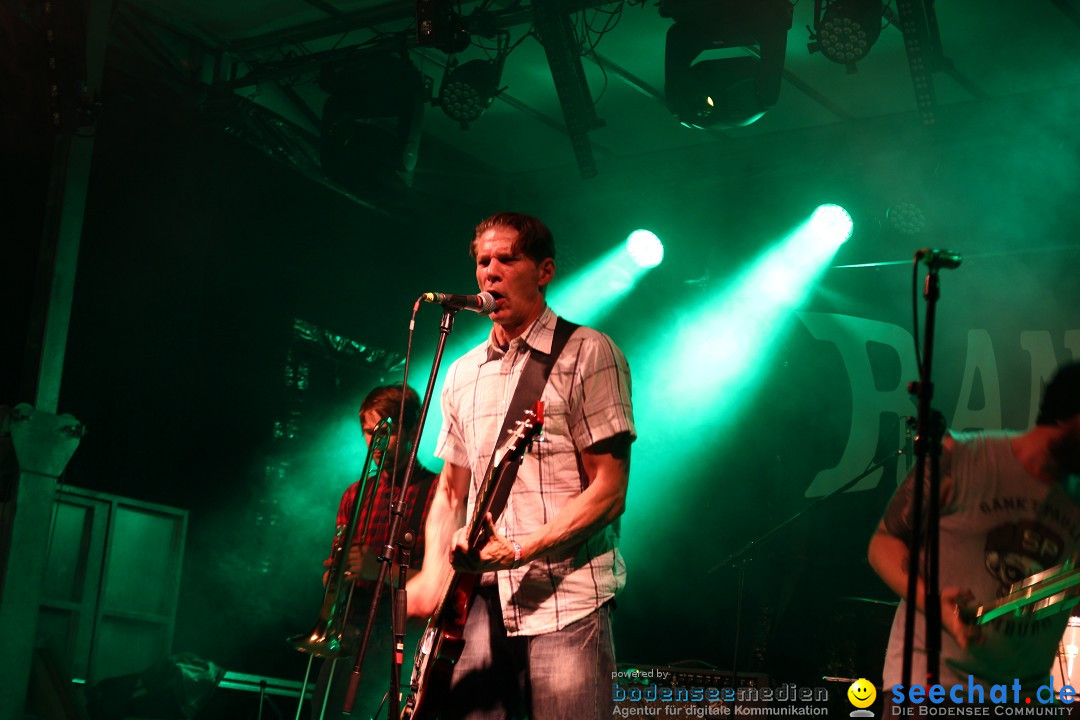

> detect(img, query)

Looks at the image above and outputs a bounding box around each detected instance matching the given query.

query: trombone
[290,416,393,719]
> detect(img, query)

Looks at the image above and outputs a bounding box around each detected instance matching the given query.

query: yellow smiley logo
[847,678,877,709]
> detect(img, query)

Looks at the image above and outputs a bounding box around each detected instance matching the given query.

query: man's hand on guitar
[942,586,981,650]
[450,513,521,573]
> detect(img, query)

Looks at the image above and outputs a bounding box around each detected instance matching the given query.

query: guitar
[400,401,544,720]
[964,555,1080,625]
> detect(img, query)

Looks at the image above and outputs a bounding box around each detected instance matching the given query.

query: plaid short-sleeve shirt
[436,306,635,636]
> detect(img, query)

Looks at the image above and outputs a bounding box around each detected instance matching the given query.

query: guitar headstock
[494,401,545,465]
[513,401,545,451]
[523,400,544,452]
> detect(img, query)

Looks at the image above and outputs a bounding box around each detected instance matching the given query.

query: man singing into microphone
[407,212,636,719]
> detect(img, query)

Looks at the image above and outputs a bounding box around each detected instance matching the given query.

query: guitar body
[400,573,477,720]
[400,402,544,720]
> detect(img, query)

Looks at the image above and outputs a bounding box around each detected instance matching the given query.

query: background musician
[868,361,1080,697]
[312,383,438,718]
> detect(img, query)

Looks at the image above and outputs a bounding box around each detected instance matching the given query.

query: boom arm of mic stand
[705,447,902,696]
[708,448,903,574]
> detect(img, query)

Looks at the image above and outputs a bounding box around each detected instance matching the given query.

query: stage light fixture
[661,0,793,129]
[886,202,926,236]
[416,0,470,53]
[809,0,884,70]
[809,204,854,245]
[626,230,664,269]
[438,57,505,129]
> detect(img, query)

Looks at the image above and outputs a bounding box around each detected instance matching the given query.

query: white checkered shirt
[435,306,636,636]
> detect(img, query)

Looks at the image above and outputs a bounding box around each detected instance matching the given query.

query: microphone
[420,291,496,315]
[915,248,962,269]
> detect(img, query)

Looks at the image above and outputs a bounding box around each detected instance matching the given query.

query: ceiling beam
[776,64,857,122]
[531,0,602,178]
[894,0,940,124]
[231,0,621,54]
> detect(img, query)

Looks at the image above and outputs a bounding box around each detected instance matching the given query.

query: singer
[406,212,636,719]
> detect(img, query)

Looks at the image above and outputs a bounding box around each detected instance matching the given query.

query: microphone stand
[900,261,949,691]
[341,306,461,717]
[391,536,413,717]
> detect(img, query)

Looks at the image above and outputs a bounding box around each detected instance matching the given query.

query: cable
[587,51,610,105]
[581,1,625,54]
[388,298,422,500]
[911,256,922,373]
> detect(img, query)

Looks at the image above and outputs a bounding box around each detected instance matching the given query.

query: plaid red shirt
[333,463,438,568]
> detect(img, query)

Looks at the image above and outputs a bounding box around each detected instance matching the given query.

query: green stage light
[808,203,854,246]
[548,237,662,326]
[626,230,665,269]
[623,206,849,527]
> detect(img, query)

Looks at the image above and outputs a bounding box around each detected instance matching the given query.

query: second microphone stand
[340,305,461,718]
[900,258,951,691]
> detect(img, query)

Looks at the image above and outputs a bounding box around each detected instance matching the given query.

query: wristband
[511,540,523,568]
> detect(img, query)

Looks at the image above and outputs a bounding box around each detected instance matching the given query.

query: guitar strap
[482,315,579,503]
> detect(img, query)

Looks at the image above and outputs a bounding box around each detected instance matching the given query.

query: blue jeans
[444,586,616,720]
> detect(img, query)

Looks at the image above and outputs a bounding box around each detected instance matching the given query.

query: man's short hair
[472,212,556,264]
[360,384,421,434]
[1036,361,1080,426]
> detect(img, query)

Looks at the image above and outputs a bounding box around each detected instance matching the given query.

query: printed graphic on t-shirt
[983,520,1065,595]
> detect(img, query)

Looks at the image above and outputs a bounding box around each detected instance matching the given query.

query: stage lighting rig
[807,0,884,73]
[319,45,426,192]
[886,202,926,236]
[437,56,506,129]
[416,0,470,53]
[660,0,794,129]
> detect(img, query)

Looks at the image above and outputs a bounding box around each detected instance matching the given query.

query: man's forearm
[869,529,926,611]
[518,451,628,564]
[420,474,466,584]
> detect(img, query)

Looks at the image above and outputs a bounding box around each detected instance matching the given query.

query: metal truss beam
[894,0,941,124]
[232,0,620,55]
[531,0,603,178]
